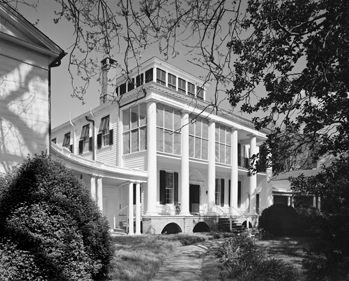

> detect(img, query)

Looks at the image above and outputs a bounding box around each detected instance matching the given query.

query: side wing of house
[0,3,64,173]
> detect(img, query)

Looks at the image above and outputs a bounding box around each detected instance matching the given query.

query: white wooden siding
[0,55,49,173]
[123,151,147,170]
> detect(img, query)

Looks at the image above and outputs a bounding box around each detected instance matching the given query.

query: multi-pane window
[215,124,231,164]
[160,170,178,204]
[136,73,144,87]
[156,104,181,155]
[145,68,153,83]
[168,73,176,90]
[156,68,166,85]
[197,86,204,100]
[98,115,111,147]
[215,178,225,206]
[188,82,195,96]
[123,104,147,154]
[178,78,186,94]
[189,117,208,160]
[63,132,70,148]
[120,83,126,95]
[80,124,90,153]
[128,78,135,91]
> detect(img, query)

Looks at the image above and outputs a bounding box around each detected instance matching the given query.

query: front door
[190,184,200,214]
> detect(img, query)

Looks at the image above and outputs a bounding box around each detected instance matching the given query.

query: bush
[295,206,321,237]
[259,204,299,236]
[0,153,113,281]
[215,235,299,281]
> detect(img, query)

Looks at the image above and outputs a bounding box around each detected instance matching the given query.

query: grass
[109,234,209,281]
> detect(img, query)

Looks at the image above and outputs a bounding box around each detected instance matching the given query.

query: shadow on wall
[0,60,49,173]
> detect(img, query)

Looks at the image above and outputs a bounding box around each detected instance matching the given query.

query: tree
[2,0,346,170]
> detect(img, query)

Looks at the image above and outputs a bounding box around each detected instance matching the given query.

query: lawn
[109,234,209,281]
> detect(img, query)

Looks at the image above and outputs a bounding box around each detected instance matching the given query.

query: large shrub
[216,235,299,281]
[259,204,299,236]
[0,153,113,281]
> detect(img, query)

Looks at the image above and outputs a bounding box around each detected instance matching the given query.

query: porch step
[218,217,245,233]
[112,228,127,235]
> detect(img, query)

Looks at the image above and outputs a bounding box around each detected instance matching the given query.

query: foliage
[291,156,349,280]
[0,153,113,281]
[259,204,299,237]
[215,235,299,281]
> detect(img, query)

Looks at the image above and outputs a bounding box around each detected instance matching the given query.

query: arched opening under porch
[193,222,210,233]
[161,223,182,234]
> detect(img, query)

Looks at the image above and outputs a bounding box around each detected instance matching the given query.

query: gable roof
[0,2,66,65]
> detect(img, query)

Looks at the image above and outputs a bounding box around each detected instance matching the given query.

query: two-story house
[51,57,272,234]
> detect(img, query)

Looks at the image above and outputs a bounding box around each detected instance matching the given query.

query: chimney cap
[101,57,117,66]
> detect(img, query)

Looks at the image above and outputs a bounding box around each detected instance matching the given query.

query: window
[215,178,225,206]
[120,83,126,95]
[51,138,56,144]
[197,86,204,100]
[178,78,186,93]
[136,73,144,87]
[63,132,70,148]
[215,124,231,164]
[156,68,166,85]
[97,115,113,149]
[123,104,147,154]
[160,170,178,204]
[79,124,91,154]
[189,117,208,160]
[168,73,176,90]
[128,78,135,91]
[145,68,153,83]
[188,82,195,96]
[156,104,181,155]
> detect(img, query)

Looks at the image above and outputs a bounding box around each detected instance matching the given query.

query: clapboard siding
[123,151,147,170]
[0,55,49,173]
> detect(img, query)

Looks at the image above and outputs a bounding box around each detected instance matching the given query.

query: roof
[0,3,66,64]
[272,168,321,181]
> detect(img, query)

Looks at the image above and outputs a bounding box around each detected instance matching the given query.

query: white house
[51,57,272,234]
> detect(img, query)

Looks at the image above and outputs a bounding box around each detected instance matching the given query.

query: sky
[18,0,255,129]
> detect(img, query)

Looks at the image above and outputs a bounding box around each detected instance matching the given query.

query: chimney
[100,57,117,105]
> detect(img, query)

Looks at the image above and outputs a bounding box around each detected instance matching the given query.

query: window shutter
[228,180,231,207]
[89,137,93,152]
[109,129,113,145]
[238,181,241,208]
[174,172,178,204]
[97,133,102,149]
[160,170,166,205]
[221,179,225,207]
[70,144,74,154]
[79,140,83,154]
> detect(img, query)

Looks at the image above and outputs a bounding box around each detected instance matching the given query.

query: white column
[128,182,134,235]
[90,176,96,201]
[230,129,238,215]
[250,135,257,214]
[135,183,141,235]
[180,111,190,215]
[208,120,216,214]
[145,100,158,215]
[97,177,103,212]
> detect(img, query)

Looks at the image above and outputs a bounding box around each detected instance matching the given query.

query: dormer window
[156,68,166,85]
[168,73,176,90]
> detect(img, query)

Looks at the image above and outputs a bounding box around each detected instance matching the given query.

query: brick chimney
[100,57,117,105]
